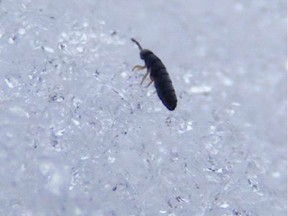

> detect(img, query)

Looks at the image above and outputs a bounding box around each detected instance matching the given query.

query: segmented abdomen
[154,70,177,111]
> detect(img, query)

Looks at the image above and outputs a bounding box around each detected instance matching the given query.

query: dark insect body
[131,38,177,111]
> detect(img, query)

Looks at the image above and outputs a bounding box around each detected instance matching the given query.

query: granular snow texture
[0,0,286,215]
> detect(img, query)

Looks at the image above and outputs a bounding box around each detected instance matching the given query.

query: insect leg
[146,79,154,88]
[132,65,146,71]
[140,70,150,85]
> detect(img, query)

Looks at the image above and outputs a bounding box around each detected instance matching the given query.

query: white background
[0,0,286,215]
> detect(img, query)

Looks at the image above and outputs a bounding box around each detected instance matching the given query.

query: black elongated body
[131,39,177,111]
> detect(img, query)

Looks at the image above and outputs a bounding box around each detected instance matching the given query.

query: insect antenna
[131,38,143,50]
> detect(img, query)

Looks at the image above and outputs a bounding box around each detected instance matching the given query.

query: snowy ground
[0,0,286,215]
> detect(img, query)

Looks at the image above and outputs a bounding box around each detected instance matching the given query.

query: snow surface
[0,0,286,215]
